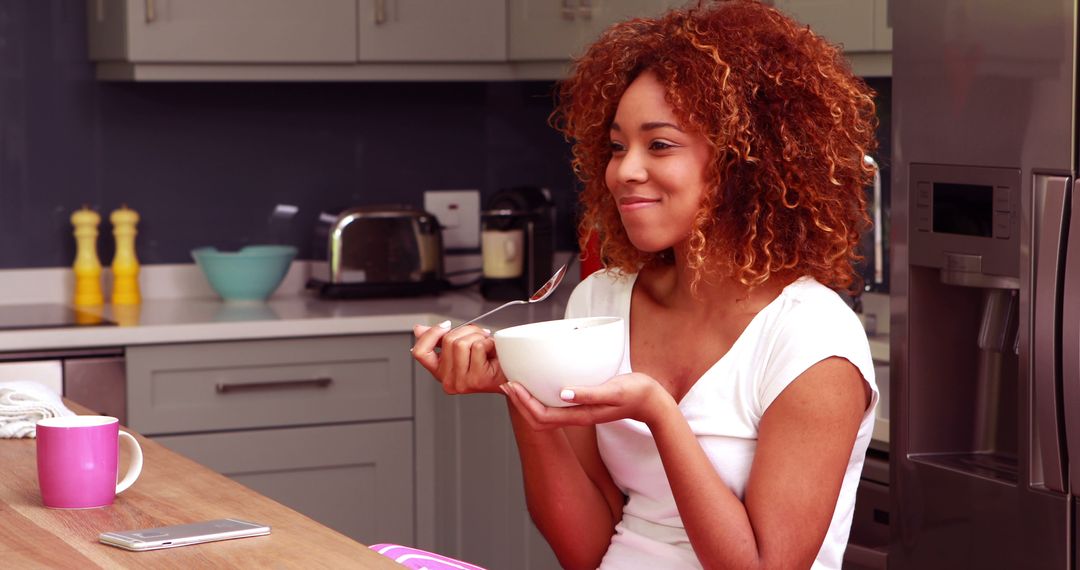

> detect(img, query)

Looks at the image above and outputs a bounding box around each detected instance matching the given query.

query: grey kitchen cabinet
[773,0,892,53]
[872,0,892,51]
[414,362,561,569]
[771,0,892,76]
[125,334,411,435]
[773,0,876,52]
[844,453,889,569]
[86,0,670,80]
[509,0,671,61]
[88,0,505,65]
[126,334,421,546]
[87,0,509,79]
[356,0,507,62]
[155,421,414,546]
[86,0,892,80]
[87,0,358,63]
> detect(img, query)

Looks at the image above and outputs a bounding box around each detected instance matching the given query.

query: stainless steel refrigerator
[892,0,1080,567]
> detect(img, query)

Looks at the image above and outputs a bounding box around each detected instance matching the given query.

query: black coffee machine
[480,186,555,301]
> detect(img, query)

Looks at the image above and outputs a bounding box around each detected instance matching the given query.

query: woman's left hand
[502,372,676,430]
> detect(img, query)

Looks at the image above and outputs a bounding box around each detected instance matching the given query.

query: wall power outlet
[424,189,480,250]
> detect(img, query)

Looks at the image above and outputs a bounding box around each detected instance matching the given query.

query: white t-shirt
[563,270,878,570]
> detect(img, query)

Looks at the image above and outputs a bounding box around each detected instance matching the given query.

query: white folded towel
[0,381,74,438]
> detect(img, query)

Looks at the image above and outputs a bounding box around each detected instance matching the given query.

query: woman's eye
[649,140,675,151]
[609,141,626,153]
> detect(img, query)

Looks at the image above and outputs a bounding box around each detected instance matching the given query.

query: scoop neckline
[622,273,808,407]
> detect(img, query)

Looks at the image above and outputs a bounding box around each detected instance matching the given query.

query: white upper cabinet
[356,0,507,62]
[88,0,357,63]
[509,0,671,61]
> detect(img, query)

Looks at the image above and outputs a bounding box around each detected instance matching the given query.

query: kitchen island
[0,402,402,569]
[0,262,583,569]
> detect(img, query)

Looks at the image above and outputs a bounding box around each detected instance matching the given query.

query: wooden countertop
[0,403,401,569]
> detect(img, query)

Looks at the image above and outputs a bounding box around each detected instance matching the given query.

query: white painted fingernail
[482,328,492,335]
[560,389,575,401]
[438,320,451,329]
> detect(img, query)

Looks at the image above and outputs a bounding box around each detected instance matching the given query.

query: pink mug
[36,415,143,509]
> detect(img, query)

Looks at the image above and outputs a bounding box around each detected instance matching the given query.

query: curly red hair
[553,0,878,292]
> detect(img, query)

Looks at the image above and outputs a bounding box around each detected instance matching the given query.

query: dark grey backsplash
[0,1,579,268]
[0,0,890,270]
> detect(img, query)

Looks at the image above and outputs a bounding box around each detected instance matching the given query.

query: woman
[412,1,878,568]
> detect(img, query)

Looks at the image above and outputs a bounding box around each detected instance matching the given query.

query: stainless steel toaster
[309,205,446,298]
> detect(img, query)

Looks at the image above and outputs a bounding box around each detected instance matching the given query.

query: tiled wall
[0,1,891,272]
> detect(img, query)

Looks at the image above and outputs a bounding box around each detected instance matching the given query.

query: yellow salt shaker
[71,206,104,307]
[110,204,141,305]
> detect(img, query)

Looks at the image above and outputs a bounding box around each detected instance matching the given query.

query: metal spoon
[451,264,568,332]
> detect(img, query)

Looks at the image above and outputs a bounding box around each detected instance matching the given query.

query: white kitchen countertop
[0,260,579,352]
[0,287,577,353]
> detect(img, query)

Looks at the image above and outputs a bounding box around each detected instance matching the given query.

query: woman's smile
[617,195,662,212]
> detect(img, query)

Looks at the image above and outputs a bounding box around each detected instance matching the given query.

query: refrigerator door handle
[1033,174,1068,492]
[864,155,884,286]
[1062,179,1080,492]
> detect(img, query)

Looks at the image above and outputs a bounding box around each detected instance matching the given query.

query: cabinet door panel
[509,0,581,61]
[155,421,414,545]
[357,0,506,61]
[122,0,357,62]
[509,0,669,61]
[127,335,412,435]
[873,0,892,51]
[579,0,671,49]
[774,0,875,52]
[416,363,560,568]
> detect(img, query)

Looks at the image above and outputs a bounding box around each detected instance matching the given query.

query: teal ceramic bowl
[191,245,298,302]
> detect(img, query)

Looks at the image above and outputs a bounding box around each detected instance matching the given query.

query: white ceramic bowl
[494,316,625,407]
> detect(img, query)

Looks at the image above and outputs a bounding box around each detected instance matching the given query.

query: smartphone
[99,518,270,551]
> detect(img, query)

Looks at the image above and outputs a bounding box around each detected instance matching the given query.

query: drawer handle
[561,0,575,20]
[216,377,333,393]
[374,0,387,25]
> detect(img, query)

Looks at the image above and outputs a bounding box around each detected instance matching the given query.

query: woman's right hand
[412,321,508,395]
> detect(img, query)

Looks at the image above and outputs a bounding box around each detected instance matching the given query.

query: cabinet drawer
[155,421,414,545]
[127,335,412,434]
[843,543,888,570]
[850,478,890,549]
